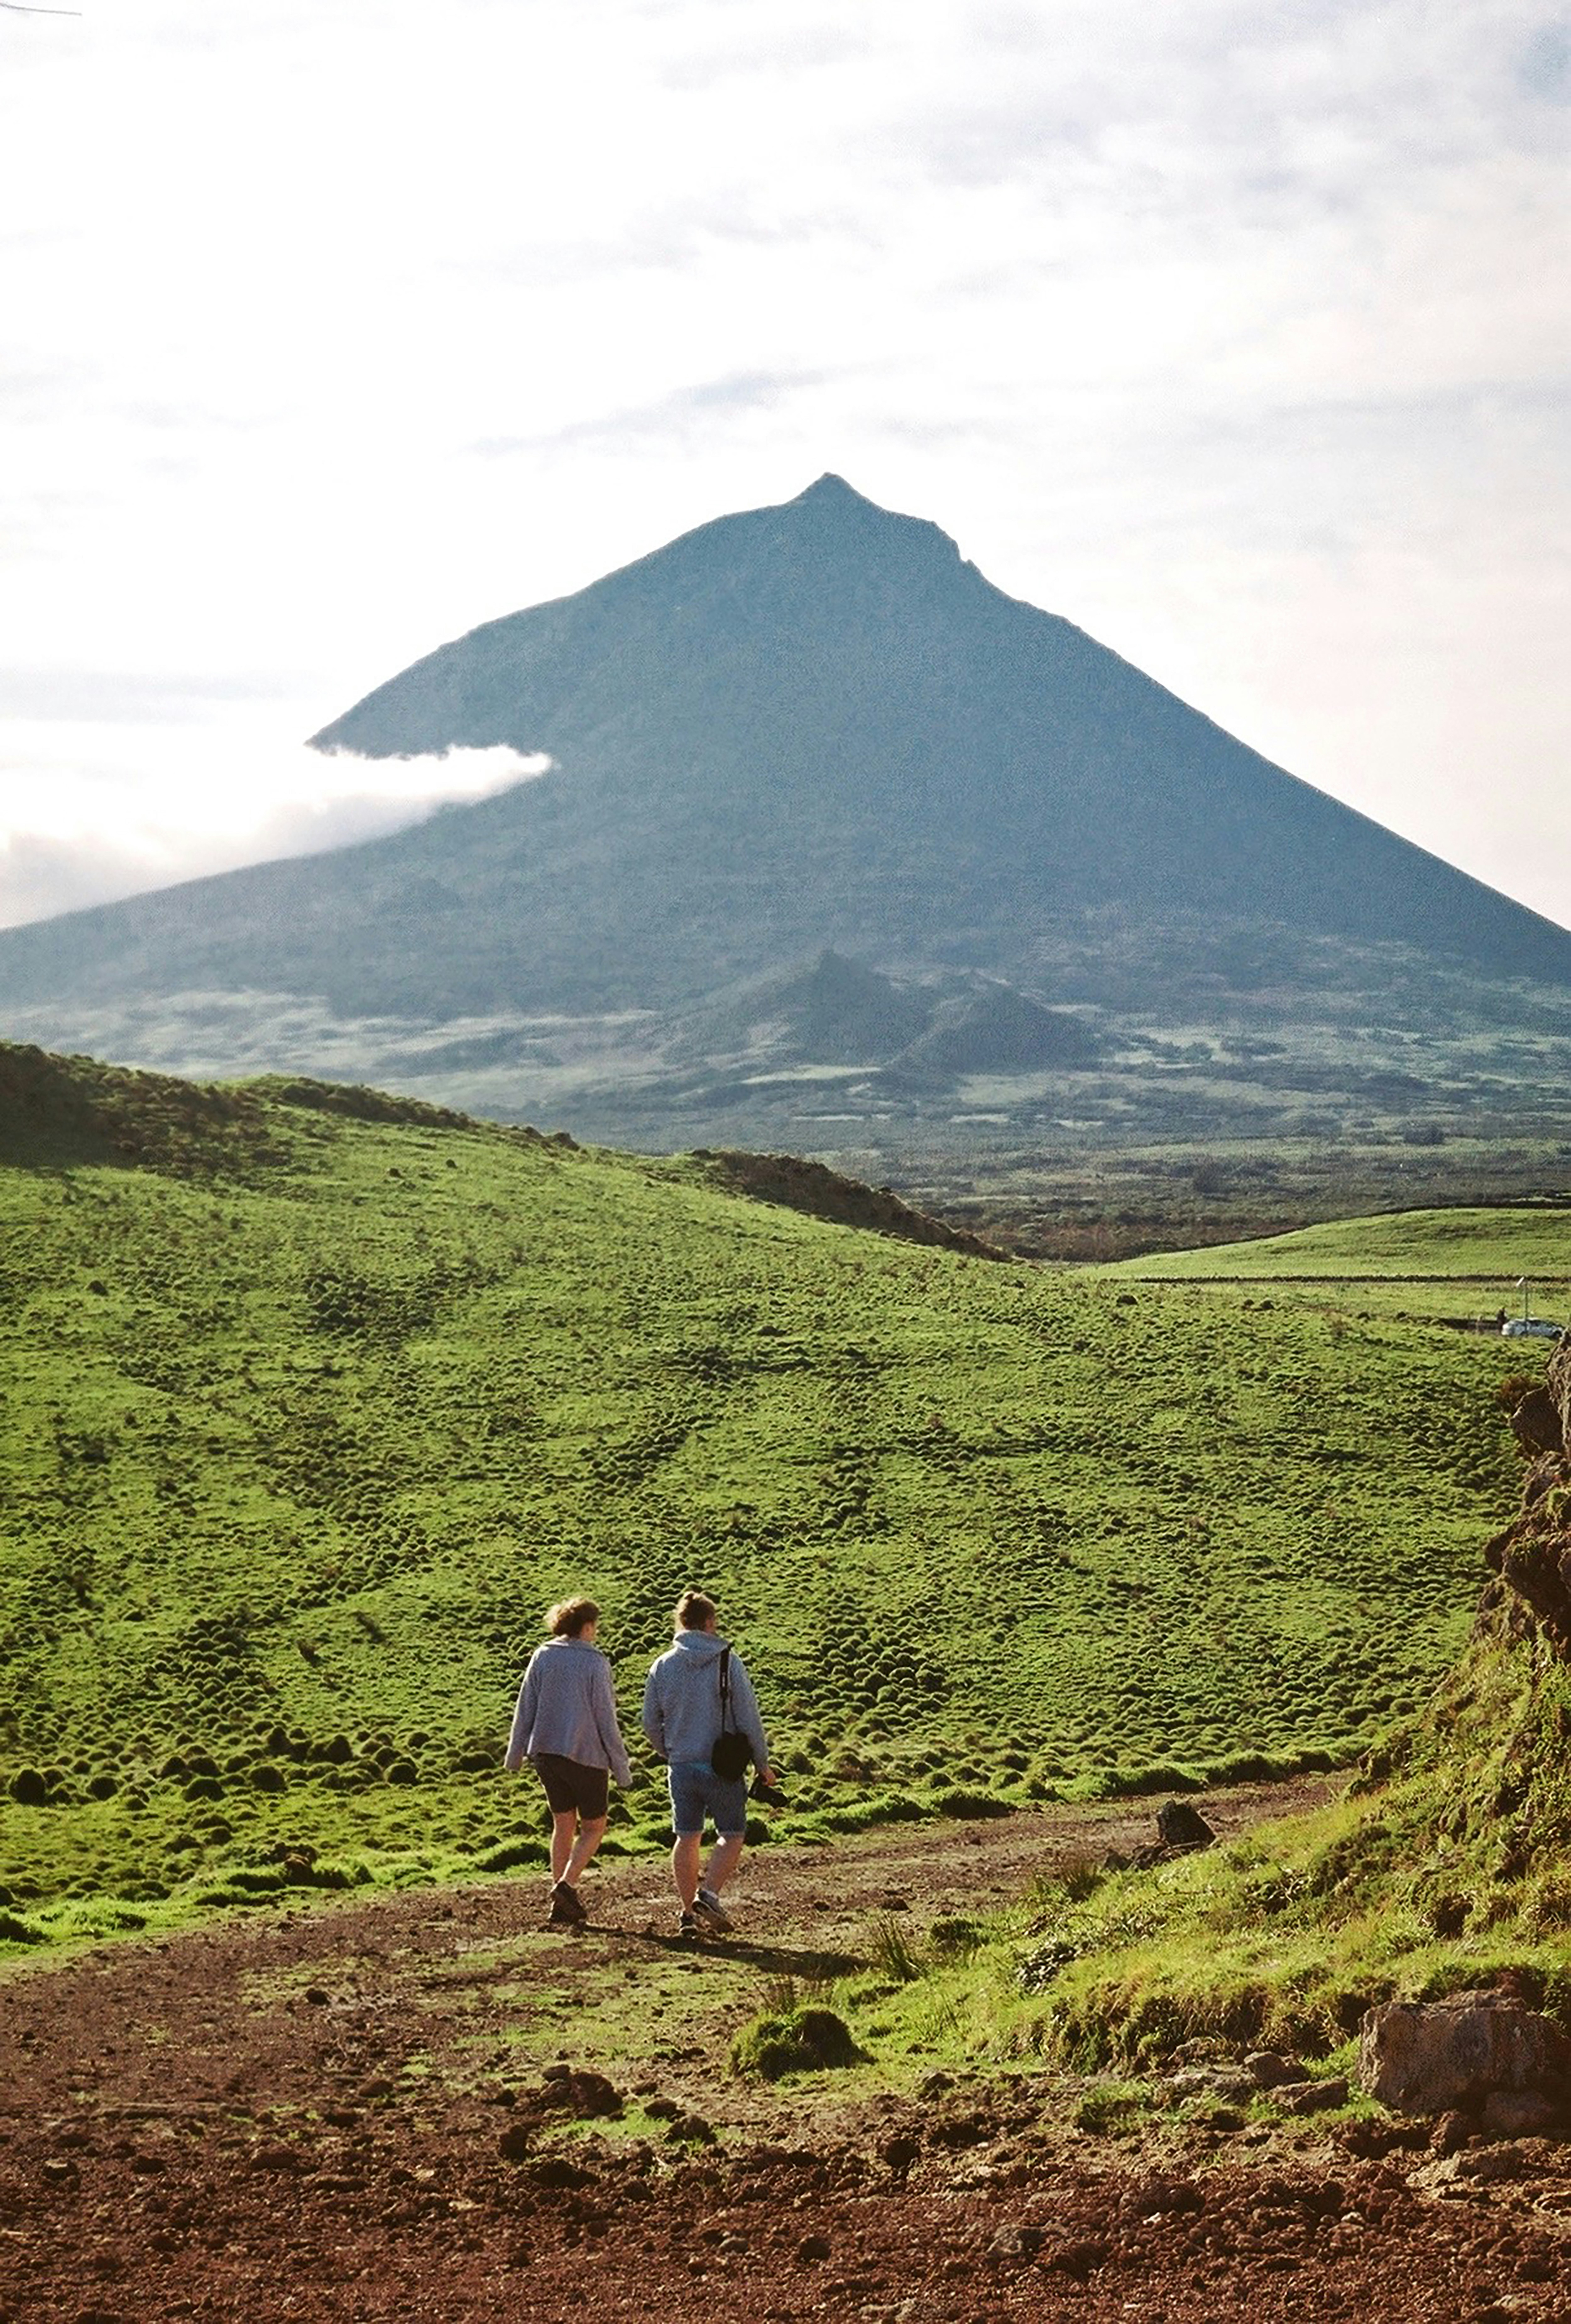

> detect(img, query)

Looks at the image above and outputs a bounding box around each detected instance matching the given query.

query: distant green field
[1102,1206,1571,1325]
[0,1067,1538,1950]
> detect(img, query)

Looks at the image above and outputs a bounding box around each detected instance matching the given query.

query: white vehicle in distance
[1501,1280,1563,1341]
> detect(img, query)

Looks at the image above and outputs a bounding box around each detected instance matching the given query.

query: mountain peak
[780,472,943,537]
[8,473,1569,1130]
[793,472,872,507]
[756,472,964,585]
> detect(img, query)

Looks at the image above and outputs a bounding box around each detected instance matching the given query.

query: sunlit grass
[0,1056,1541,1950]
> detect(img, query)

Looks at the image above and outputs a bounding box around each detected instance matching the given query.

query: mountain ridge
[1,476,1567,1155]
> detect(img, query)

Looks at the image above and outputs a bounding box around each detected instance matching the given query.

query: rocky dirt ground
[4,1782,1570,2323]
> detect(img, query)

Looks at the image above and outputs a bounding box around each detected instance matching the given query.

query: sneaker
[692,1888,733,1932]
[548,1880,587,1927]
[678,1908,700,1937]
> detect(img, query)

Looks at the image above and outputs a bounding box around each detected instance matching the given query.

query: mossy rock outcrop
[1488,1346,1571,1656]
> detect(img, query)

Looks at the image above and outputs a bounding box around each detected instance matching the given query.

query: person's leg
[671,1830,702,1907]
[691,1769,747,1928]
[562,1814,606,1886]
[703,1829,745,1897]
[549,1808,577,1883]
[541,1762,608,1923]
[668,1763,707,1921]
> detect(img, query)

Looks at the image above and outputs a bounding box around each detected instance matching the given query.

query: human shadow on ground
[536,1922,862,1979]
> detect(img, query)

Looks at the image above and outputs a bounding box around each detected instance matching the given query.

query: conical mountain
[1,476,1566,1144]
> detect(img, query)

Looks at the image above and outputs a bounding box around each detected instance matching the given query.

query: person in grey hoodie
[641,1589,776,1934]
[505,1597,632,1927]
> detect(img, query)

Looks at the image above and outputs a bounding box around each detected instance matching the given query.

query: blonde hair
[546,1597,599,1638]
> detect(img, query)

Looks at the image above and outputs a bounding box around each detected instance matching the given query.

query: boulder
[1508,1386,1565,1458]
[1156,1799,1215,1850]
[1271,2076,1349,2116]
[1358,1990,1571,2116]
[987,2224,1046,2259]
[1245,2051,1306,2088]
[1480,2088,1565,2138]
[515,2068,622,2121]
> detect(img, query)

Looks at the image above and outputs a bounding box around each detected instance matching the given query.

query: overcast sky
[2,0,1567,932]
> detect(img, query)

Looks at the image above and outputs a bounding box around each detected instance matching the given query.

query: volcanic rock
[1358,1990,1571,2116]
[1155,1799,1215,1850]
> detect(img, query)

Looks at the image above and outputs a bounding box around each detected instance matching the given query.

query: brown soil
[4,1781,1569,2323]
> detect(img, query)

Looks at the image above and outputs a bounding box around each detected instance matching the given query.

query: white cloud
[0,722,548,928]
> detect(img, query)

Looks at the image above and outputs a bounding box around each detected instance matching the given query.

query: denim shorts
[667,1757,748,1839]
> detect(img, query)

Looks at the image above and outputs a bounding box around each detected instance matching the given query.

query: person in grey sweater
[506,1597,632,1926]
[642,1589,777,1934]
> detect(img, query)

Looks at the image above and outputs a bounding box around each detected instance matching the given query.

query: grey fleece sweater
[505,1637,633,1784]
[641,1629,769,1769]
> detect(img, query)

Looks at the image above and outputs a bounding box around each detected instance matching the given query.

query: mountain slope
[307,473,1571,991]
[2,477,1567,1149]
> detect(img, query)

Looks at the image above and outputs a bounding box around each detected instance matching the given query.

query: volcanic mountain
[2,475,1568,1154]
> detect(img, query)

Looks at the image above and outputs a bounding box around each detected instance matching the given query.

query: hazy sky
[2,0,1567,932]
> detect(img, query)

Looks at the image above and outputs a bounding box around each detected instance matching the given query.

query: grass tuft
[731,2004,864,2081]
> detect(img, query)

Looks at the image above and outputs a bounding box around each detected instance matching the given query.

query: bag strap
[717,1643,734,1732]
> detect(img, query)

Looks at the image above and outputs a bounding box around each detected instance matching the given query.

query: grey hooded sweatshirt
[641,1629,769,1770]
[505,1637,633,1784]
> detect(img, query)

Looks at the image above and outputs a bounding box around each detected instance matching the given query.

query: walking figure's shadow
[551,1922,861,1978]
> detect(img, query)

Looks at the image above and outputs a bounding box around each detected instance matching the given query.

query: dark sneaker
[678,1908,699,1937]
[693,1888,733,1932]
[548,1880,587,1927]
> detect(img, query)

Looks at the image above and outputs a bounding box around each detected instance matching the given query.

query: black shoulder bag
[709,1645,753,1780]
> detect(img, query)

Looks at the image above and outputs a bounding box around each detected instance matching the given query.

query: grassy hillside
[807,1584,1571,2103]
[860,1353,1571,2102]
[0,1049,1532,1950]
[1012,1591,1571,2071]
[1102,1203,1571,1324]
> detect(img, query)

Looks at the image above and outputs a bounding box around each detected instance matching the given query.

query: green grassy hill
[1013,1589,1571,2072]
[964,1348,1571,2076]
[0,1047,1533,1950]
[1102,1203,1571,1324]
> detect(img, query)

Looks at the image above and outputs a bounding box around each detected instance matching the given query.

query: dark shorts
[531,1754,609,1820]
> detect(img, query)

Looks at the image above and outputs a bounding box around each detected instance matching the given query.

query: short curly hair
[545,1597,599,1638]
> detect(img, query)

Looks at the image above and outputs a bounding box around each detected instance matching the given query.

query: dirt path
[4,1780,1569,2321]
